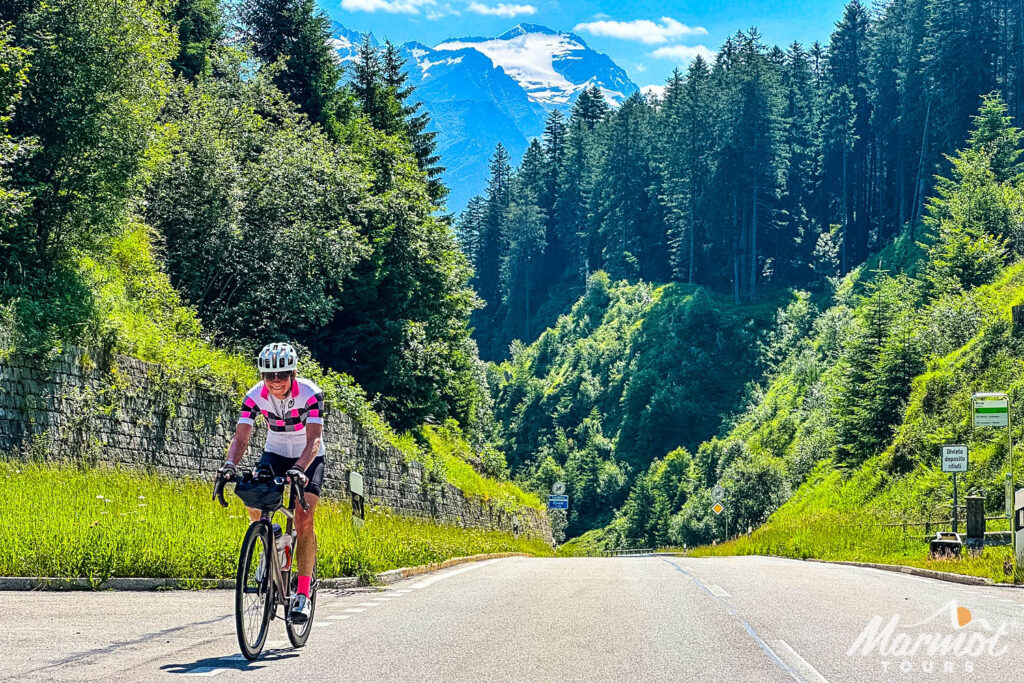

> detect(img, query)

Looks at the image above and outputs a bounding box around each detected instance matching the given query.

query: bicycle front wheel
[235,522,273,661]
[285,563,318,648]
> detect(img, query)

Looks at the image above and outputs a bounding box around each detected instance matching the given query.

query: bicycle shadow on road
[161,649,299,675]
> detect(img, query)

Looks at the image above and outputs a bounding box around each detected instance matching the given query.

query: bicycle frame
[257,502,295,617]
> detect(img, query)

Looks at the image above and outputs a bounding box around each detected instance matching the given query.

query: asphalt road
[1,556,1023,682]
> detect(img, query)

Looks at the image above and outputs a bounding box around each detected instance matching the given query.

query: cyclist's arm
[294,423,322,472]
[226,422,253,466]
[227,392,260,466]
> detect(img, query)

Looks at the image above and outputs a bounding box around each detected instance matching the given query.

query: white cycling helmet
[257,342,298,372]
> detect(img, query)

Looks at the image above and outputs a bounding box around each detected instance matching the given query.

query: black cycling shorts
[257,451,326,500]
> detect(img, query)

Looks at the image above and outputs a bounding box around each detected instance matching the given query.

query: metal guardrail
[601,548,654,557]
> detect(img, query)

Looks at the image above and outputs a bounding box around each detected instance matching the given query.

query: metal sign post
[349,471,365,529]
[972,392,1013,561]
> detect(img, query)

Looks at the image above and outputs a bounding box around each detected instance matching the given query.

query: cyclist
[218,343,325,623]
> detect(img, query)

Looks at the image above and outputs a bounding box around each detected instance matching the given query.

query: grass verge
[0,462,552,583]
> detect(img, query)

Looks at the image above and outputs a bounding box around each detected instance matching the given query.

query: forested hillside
[458,0,1024,362]
[0,0,517,499]
[490,275,793,537]
[567,95,1024,552]
[460,0,1024,548]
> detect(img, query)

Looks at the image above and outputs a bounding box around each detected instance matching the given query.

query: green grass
[678,462,1017,583]
[419,424,543,511]
[0,461,552,583]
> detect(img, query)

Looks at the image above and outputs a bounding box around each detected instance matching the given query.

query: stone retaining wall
[0,348,551,543]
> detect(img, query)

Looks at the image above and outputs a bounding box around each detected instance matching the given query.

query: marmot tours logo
[847,600,1014,675]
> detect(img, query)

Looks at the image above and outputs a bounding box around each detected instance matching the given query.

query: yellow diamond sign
[711,502,725,515]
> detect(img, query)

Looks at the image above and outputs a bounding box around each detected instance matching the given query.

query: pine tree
[170,0,222,81]
[570,85,611,130]
[239,0,343,135]
[381,40,446,203]
[473,143,514,357]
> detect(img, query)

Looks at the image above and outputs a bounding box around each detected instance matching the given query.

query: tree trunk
[750,180,758,301]
[732,189,740,305]
[911,99,932,230]
[841,145,849,275]
[688,203,695,285]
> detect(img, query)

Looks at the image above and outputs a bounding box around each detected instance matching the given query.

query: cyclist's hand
[218,461,237,481]
[286,468,308,487]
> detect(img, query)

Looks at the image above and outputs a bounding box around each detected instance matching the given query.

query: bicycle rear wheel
[285,563,318,648]
[235,522,273,661]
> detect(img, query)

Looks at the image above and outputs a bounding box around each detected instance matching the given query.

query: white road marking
[357,602,380,607]
[773,640,829,683]
[327,614,352,620]
[708,584,730,598]
[681,566,696,572]
[183,667,227,677]
[409,560,499,589]
[316,621,334,628]
[371,596,393,601]
[343,608,365,613]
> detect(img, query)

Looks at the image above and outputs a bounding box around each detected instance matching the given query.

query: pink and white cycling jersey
[237,377,326,459]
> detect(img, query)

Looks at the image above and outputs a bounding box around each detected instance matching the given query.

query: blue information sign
[548,495,569,510]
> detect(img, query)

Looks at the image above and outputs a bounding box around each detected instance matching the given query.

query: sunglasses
[262,371,292,381]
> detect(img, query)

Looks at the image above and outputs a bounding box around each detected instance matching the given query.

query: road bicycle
[214,466,319,660]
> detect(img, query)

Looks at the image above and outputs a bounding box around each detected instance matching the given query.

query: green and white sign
[973,393,1009,428]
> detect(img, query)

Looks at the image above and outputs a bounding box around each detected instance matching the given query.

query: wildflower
[138,496,145,501]
[96,495,104,500]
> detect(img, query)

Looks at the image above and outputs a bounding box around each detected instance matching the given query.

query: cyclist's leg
[293,456,324,597]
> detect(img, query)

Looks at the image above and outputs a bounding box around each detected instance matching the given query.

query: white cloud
[634,62,648,73]
[641,84,666,100]
[573,17,707,45]
[341,0,436,14]
[650,44,716,63]
[467,2,536,16]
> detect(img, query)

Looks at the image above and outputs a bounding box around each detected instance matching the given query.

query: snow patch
[434,32,584,105]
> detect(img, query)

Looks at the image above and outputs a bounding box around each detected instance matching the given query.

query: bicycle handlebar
[212,470,308,511]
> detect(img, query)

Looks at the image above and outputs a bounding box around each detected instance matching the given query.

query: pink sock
[297,575,311,597]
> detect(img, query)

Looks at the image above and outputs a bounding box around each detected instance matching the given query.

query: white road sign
[552,481,566,495]
[941,444,968,473]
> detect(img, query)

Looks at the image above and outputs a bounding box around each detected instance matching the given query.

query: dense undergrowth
[0,462,551,582]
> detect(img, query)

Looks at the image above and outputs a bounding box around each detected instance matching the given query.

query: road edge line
[0,553,532,592]
[800,558,1009,587]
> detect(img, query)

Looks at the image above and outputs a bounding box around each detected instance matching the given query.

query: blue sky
[318,0,853,88]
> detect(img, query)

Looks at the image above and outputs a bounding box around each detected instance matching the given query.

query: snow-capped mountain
[433,24,636,110]
[330,21,374,62]
[330,22,638,212]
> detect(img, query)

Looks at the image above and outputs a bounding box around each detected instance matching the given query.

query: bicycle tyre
[235,522,273,661]
[285,563,318,648]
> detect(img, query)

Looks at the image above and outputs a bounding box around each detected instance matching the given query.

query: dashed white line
[681,566,696,572]
[343,608,365,613]
[327,614,352,620]
[773,640,830,683]
[315,621,334,628]
[357,602,381,607]
[708,584,731,598]
[182,667,226,677]
[409,560,499,589]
